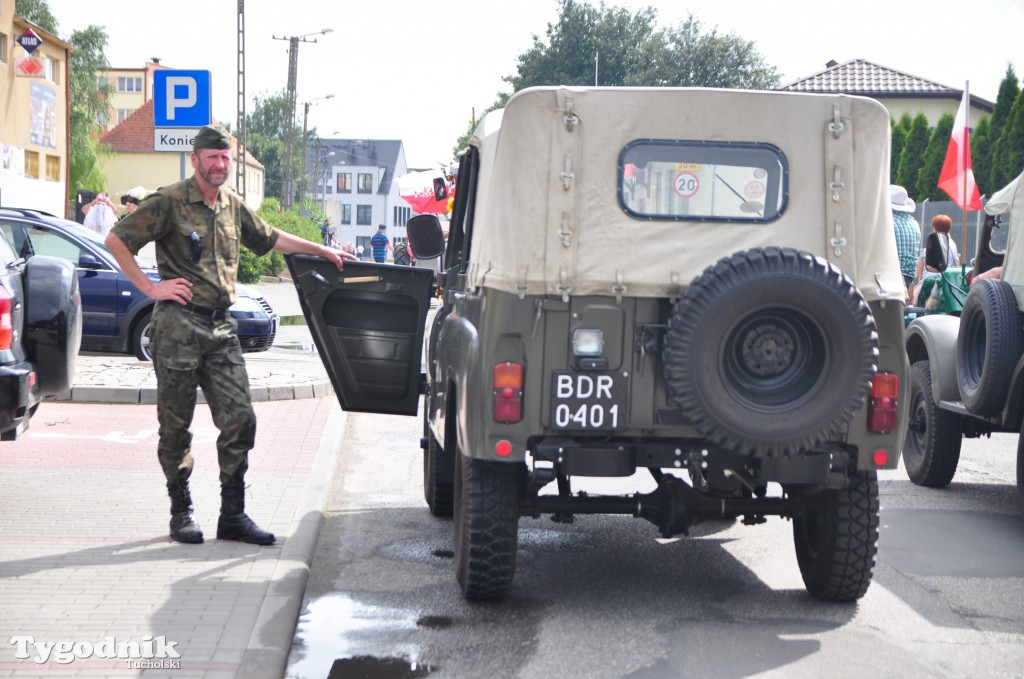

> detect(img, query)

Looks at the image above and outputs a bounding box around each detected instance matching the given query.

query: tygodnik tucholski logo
[10,635,181,668]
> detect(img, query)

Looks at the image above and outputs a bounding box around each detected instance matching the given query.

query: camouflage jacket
[111,177,278,309]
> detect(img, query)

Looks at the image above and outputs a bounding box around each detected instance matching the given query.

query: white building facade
[309,139,413,258]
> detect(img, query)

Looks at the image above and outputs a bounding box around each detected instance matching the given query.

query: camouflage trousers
[151,302,256,485]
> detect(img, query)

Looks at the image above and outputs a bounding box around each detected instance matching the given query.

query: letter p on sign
[153,70,211,128]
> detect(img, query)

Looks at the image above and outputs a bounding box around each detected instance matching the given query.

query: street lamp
[271,27,332,209]
[300,94,334,202]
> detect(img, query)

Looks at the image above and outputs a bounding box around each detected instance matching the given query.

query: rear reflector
[0,287,12,351]
[493,362,523,423]
[873,449,889,466]
[868,371,898,433]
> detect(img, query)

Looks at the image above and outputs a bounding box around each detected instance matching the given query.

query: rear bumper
[0,361,40,440]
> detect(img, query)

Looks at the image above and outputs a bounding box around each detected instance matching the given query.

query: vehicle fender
[435,311,480,456]
[905,314,961,403]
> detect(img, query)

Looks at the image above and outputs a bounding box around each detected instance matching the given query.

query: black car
[0,208,278,361]
[0,221,81,439]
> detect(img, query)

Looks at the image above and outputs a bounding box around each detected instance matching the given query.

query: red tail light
[493,362,523,423]
[0,287,13,351]
[868,371,898,433]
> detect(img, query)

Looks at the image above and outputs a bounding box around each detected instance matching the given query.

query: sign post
[152,70,213,179]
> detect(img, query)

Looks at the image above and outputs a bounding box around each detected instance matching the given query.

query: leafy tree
[970,116,993,196]
[243,91,302,202]
[915,112,954,201]
[890,117,909,185]
[654,15,779,88]
[14,0,56,32]
[895,113,930,196]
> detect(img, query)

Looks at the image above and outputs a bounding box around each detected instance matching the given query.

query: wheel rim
[722,307,826,412]
[140,321,153,361]
[961,314,987,386]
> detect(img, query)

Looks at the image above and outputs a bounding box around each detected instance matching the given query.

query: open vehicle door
[285,255,434,415]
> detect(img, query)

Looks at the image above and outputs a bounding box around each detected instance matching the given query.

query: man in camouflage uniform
[106,126,354,545]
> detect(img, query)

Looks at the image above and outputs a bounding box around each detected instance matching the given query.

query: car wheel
[903,361,963,487]
[957,278,1023,416]
[453,450,521,600]
[132,310,153,362]
[791,470,879,602]
[663,247,878,456]
[423,403,454,517]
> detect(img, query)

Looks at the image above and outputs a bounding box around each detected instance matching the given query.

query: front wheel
[453,452,521,600]
[132,310,153,362]
[792,470,879,602]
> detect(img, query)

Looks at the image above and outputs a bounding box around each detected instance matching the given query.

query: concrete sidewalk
[0,396,344,678]
[0,280,344,678]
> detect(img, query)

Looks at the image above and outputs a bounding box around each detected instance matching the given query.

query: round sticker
[674,172,699,198]
[744,181,766,199]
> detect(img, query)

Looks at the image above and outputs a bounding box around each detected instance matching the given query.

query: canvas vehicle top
[287,86,910,603]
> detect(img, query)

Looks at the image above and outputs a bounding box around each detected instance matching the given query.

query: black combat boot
[216,481,276,545]
[167,480,204,544]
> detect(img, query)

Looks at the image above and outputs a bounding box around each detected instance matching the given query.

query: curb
[52,380,335,404]
[239,402,347,678]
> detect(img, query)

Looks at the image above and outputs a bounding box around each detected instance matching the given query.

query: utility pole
[271,28,331,209]
[235,0,247,201]
[300,94,333,205]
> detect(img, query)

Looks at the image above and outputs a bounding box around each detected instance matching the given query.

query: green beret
[193,126,230,151]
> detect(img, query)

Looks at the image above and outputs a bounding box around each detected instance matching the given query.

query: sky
[42,0,1024,170]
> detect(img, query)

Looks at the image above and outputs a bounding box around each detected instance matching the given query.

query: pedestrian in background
[119,186,151,216]
[371,223,392,263]
[105,126,356,546]
[83,192,119,237]
[890,185,921,301]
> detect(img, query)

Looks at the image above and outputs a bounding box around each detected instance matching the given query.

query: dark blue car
[0,208,277,361]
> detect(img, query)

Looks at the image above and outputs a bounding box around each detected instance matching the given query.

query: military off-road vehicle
[904,171,1024,490]
[287,86,910,602]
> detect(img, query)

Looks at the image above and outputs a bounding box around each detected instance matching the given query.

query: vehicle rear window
[619,140,787,222]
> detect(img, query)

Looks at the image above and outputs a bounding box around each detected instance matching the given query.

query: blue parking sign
[153,70,211,127]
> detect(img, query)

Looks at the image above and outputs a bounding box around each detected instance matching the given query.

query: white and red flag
[937,84,983,210]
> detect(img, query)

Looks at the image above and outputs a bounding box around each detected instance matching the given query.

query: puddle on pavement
[288,593,441,679]
[328,656,435,678]
[280,314,307,326]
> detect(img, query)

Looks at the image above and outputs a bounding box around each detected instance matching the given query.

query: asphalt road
[285,409,1024,679]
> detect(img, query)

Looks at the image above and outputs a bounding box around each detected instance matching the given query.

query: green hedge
[236,198,324,283]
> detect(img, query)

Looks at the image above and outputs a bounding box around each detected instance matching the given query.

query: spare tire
[957,278,1023,416]
[663,247,878,456]
[23,256,82,396]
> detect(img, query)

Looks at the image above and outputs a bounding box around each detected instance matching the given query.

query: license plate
[550,371,626,430]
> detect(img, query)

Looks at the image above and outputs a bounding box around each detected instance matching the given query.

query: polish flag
[937,85,983,210]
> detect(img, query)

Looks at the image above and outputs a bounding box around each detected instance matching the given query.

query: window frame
[617,139,788,223]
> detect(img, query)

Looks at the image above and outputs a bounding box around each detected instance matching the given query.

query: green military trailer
[288,86,910,602]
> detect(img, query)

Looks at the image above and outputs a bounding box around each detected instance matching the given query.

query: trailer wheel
[903,361,963,487]
[957,278,1023,416]
[453,450,522,600]
[792,470,879,602]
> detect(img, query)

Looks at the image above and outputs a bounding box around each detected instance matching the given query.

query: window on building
[357,173,372,194]
[117,76,142,93]
[356,205,372,225]
[117,108,135,124]
[393,205,411,227]
[337,173,352,193]
[96,109,110,126]
[45,155,60,181]
[45,56,60,84]
[24,151,39,179]
[341,205,351,225]
[0,33,8,64]
[326,185,333,194]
